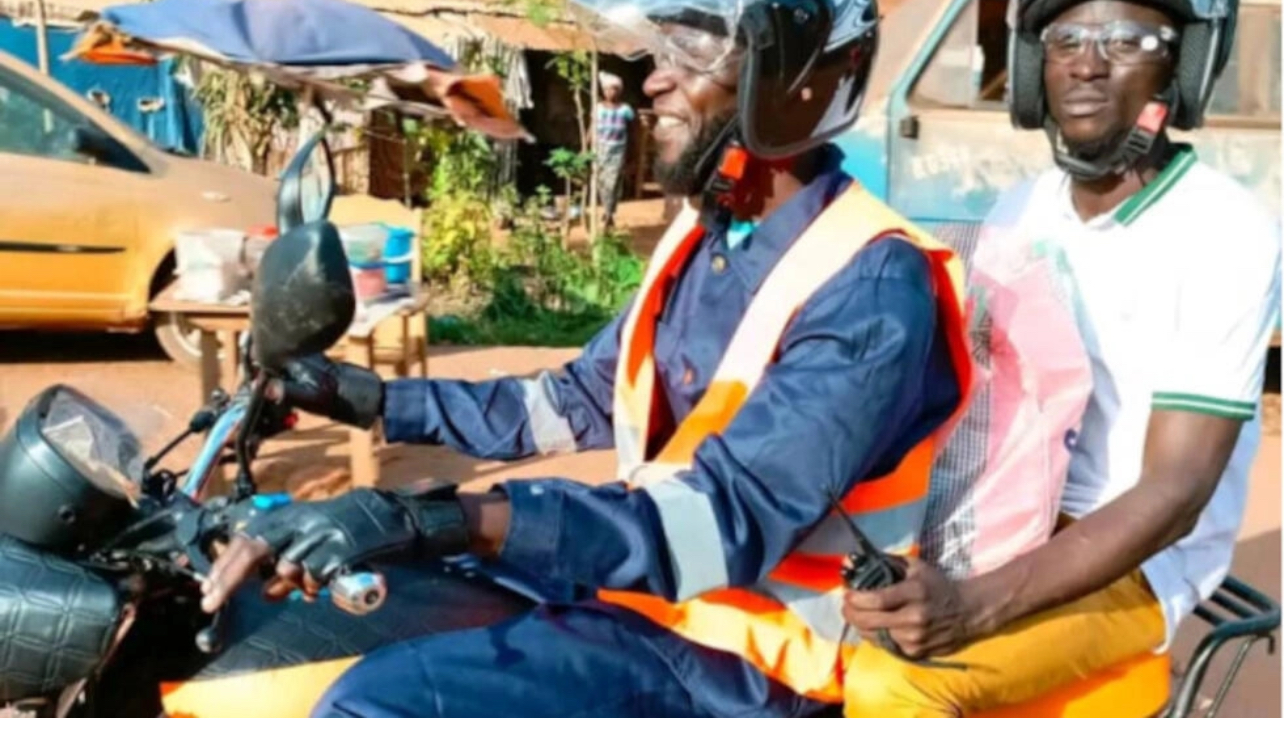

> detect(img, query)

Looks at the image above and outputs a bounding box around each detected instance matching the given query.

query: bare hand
[199,535,318,613]
[842,557,975,658]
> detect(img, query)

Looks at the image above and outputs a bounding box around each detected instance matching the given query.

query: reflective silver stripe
[645,478,730,600]
[614,423,645,480]
[628,462,684,488]
[796,499,926,557]
[757,581,854,645]
[519,371,577,455]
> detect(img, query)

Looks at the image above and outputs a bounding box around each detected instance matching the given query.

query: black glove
[278,354,384,429]
[240,482,469,583]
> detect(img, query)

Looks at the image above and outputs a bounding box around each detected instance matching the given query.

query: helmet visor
[568,0,741,74]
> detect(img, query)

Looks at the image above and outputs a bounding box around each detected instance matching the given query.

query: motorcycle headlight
[0,385,140,554]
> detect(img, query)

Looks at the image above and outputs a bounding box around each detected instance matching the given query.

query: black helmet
[571,0,880,159]
[1007,0,1238,179]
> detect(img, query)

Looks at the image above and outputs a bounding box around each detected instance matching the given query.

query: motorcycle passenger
[841,0,1281,716]
[199,0,979,717]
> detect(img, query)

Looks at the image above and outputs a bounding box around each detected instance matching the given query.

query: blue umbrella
[69,0,530,138]
[97,0,457,69]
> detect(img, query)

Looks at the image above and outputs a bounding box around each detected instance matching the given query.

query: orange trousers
[843,570,1166,717]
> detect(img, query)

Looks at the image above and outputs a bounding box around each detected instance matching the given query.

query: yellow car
[0,49,275,366]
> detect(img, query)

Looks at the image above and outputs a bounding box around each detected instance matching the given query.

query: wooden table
[151,281,431,487]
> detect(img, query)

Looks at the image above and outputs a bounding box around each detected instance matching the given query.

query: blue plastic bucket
[382,225,415,284]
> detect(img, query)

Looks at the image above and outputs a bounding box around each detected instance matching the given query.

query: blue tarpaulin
[99,0,457,69]
[1,17,204,154]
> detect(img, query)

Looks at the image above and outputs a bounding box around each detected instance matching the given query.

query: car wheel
[153,311,216,370]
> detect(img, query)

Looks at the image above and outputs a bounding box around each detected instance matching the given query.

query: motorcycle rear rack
[1164,574,1281,718]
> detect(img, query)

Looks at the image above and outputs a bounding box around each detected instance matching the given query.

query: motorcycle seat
[970,651,1171,718]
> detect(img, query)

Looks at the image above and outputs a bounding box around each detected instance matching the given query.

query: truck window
[910,0,1010,110]
[910,0,1281,121]
[1206,3,1281,122]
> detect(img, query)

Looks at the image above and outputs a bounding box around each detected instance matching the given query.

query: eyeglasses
[1040,20,1179,66]
[651,25,742,85]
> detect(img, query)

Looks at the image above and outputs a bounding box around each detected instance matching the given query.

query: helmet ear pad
[1008,30,1047,130]
[1169,18,1220,130]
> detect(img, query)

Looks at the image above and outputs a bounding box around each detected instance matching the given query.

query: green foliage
[546,146,595,189]
[193,67,297,174]
[546,48,592,94]
[406,117,502,282]
[407,20,643,346]
[430,188,645,347]
[513,0,564,27]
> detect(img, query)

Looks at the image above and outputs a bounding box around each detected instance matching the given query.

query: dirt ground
[0,330,1279,716]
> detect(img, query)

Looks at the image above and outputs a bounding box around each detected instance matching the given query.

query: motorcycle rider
[842,0,1281,716]
[200,0,978,717]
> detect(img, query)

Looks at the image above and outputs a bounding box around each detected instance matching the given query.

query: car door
[0,62,145,325]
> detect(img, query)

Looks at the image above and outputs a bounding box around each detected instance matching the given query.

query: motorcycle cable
[232,375,272,499]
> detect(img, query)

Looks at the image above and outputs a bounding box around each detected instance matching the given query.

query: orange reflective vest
[597,184,973,703]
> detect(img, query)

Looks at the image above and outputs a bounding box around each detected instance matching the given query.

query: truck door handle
[899,115,920,139]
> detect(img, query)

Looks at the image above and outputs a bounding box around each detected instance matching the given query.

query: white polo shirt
[980,146,1282,646]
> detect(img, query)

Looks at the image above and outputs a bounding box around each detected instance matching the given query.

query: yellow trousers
[842,570,1166,717]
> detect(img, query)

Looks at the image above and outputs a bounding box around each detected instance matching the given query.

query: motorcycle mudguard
[158,561,535,718]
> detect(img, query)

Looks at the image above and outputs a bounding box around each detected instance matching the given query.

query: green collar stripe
[1153,392,1256,419]
[1115,148,1197,226]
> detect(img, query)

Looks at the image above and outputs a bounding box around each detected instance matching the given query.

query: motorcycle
[0,130,536,718]
[0,131,1278,718]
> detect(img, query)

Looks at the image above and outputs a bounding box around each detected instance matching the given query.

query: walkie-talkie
[829,492,968,671]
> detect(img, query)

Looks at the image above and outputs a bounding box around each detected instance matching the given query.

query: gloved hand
[276,353,384,429]
[201,482,469,613]
[250,483,468,580]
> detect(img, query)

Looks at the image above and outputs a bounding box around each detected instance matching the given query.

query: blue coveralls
[314,146,962,717]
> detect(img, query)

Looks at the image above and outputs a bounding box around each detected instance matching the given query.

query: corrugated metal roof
[360,1,554,19]
[369,0,628,54]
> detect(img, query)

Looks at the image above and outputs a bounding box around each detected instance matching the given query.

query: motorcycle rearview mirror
[249,222,355,374]
[276,129,336,235]
[252,124,354,374]
[226,128,353,498]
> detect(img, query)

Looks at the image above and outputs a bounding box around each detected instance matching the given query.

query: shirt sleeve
[1150,216,1281,420]
[380,305,627,459]
[496,239,962,600]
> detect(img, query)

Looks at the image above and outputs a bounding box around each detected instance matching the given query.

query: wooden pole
[35,1,50,76]
[588,44,600,242]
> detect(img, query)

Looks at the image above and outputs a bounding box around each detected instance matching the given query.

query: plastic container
[175,228,246,302]
[381,225,414,285]
[243,224,278,277]
[339,224,388,266]
[177,261,242,302]
[176,228,244,272]
[350,261,388,301]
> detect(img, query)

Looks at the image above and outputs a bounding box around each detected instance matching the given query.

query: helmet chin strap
[1048,86,1178,182]
[693,116,745,229]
